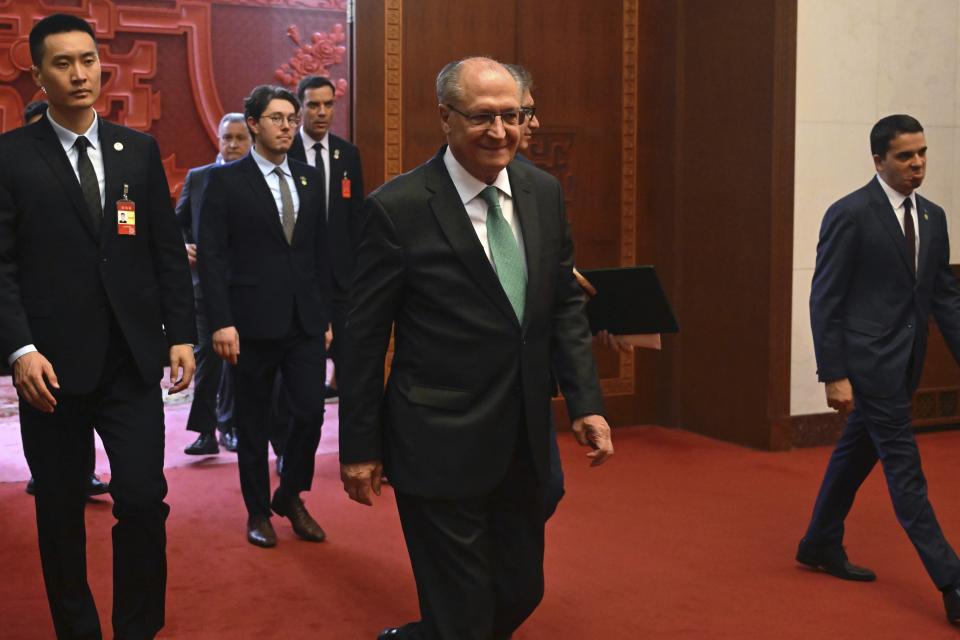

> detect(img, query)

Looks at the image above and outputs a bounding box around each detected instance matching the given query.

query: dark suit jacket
[175,161,215,287]
[198,153,332,340]
[289,132,364,293]
[810,176,960,397]
[340,147,603,499]
[0,116,196,393]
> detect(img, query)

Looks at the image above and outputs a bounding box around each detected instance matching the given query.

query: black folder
[579,266,679,334]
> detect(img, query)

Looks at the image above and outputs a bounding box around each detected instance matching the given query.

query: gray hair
[504,64,533,95]
[436,56,516,105]
[218,112,246,135]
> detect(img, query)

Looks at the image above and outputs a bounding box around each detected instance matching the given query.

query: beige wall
[792,0,960,415]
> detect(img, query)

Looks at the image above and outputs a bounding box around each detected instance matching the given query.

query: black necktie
[904,197,916,276]
[75,135,102,231]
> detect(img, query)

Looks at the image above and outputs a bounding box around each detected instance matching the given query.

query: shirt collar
[47,109,99,152]
[251,146,292,178]
[300,128,329,151]
[443,146,512,206]
[876,173,917,212]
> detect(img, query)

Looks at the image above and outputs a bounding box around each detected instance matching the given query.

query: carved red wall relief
[0,0,351,198]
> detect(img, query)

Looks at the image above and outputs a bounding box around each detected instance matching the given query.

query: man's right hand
[185,243,197,268]
[341,461,383,506]
[825,378,855,413]
[212,326,240,364]
[13,351,59,413]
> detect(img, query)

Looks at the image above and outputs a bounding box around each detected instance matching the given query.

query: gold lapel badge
[924,213,929,220]
[113,142,123,151]
[333,149,340,160]
[300,176,308,186]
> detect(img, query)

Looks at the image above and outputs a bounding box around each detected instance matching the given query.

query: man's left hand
[571,414,614,466]
[168,344,196,394]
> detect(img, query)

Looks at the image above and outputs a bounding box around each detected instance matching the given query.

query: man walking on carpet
[800,114,960,625]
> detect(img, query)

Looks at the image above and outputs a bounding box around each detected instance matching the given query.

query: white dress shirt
[442,147,527,277]
[299,129,330,213]
[876,174,919,271]
[8,110,106,365]
[250,147,300,223]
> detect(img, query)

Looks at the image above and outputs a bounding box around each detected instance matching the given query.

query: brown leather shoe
[271,493,326,542]
[246,515,276,548]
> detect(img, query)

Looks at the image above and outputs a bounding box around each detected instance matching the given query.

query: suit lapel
[240,154,287,244]
[425,153,518,326]
[916,195,933,282]
[32,119,99,241]
[868,178,915,279]
[289,161,314,245]
[98,120,125,247]
[508,163,539,331]
[327,137,341,215]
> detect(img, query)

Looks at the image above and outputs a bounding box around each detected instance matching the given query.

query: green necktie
[480,185,526,323]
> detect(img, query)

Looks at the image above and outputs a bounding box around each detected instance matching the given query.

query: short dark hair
[29,13,97,67]
[243,84,299,134]
[870,115,924,158]
[23,100,48,124]
[296,76,336,103]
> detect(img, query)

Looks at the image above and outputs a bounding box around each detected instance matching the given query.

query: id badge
[117,183,136,236]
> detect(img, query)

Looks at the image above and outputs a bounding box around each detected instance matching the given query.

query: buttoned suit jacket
[811,176,960,398]
[198,153,332,340]
[0,116,195,394]
[339,147,603,500]
[289,132,364,293]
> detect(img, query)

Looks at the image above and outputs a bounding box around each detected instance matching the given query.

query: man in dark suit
[199,85,332,548]
[0,14,196,639]
[177,112,251,455]
[19,99,109,498]
[800,114,960,625]
[288,75,364,404]
[340,57,614,640]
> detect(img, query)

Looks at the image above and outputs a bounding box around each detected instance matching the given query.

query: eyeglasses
[260,113,300,127]
[446,104,526,128]
[521,106,537,119]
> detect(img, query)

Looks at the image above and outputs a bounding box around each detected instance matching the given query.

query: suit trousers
[393,426,546,640]
[804,383,960,589]
[185,293,230,435]
[19,328,168,640]
[235,320,326,517]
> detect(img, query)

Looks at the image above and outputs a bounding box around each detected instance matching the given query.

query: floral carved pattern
[275,24,348,96]
[528,131,575,204]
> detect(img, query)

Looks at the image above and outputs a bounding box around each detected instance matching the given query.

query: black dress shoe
[246,515,277,548]
[271,492,326,542]
[218,428,238,452]
[796,539,876,581]
[943,585,960,624]
[25,476,36,496]
[377,628,401,639]
[86,473,109,497]
[184,432,219,455]
[275,454,284,476]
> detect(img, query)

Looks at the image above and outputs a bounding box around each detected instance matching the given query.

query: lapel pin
[300,176,307,186]
[113,142,123,151]
[924,213,929,220]
[333,149,340,160]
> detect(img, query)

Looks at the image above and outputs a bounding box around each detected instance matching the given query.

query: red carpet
[3,425,960,638]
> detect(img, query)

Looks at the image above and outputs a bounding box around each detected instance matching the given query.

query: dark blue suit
[805,176,960,589]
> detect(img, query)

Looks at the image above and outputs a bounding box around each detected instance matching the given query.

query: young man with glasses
[199,85,332,548]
